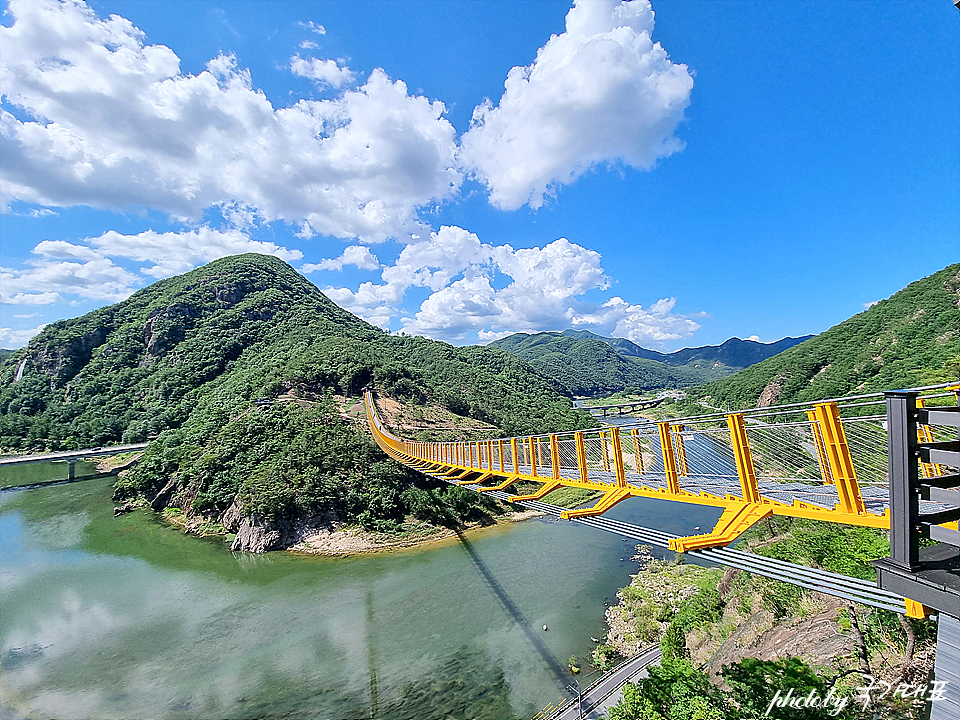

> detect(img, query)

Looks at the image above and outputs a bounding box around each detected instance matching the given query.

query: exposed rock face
[696,597,857,678]
[26,326,108,386]
[757,376,784,407]
[230,515,293,553]
[142,303,198,364]
[220,496,339,553]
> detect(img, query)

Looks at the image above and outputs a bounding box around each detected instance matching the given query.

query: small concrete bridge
[0,443,148,480]
[583,398,664,418]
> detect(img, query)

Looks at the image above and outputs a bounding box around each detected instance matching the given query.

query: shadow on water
[0,471,113,493]
[455,530,570,690]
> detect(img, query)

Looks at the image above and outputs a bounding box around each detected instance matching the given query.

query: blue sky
[1,0,957,350]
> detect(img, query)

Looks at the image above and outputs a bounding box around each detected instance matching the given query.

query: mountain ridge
[688,262,960,409]
[489,329,811,396]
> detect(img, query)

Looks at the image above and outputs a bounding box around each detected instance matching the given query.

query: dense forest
[0,254,592,548]
[687,263,960,410]
[490,330,809,396]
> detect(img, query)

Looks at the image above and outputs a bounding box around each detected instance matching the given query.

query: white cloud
[570,296,701,344]
[289,55,355,89]
[746,334,760,342]
[298,20,326,35]
[1,227,304,310]
[477,329,515,343]
[1,244,139,305]
[324,224,700,344]
[863,300,879,309]
[1,0,461,242]
[0,324,46,347]
[459,0,693,210]
[301,245,379,273]
[300,40,320,50]
[88,227,303,277]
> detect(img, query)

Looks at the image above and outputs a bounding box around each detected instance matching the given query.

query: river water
[0,467,721,720]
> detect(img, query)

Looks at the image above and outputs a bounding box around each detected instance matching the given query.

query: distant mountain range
[559,329,813,368]
[691,262,960,409]
[489,330,811,397]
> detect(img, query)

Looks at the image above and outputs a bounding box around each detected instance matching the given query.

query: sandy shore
[287,508,546,556]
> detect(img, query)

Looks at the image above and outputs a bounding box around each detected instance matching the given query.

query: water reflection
[1,474,721,719]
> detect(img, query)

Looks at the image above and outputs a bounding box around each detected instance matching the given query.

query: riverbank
[157,502,546,556]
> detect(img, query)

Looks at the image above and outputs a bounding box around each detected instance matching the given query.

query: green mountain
[489,331,703,396]
[489,330,810,397]
[692,262,960,409]
[561,329,811,366]
[0,254,590,549]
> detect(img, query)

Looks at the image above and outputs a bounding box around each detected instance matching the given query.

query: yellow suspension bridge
[364,385,960,621]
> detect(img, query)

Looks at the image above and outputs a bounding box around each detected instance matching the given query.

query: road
[549,645,661,720]
[0,443,149,466]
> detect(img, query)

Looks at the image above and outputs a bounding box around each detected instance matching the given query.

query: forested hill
[0,254,591,549]
[0,253,584,450]
[693,262,960,409]
[489,330,810,397]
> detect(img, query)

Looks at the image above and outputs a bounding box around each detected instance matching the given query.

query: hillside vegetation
[691,263,960,410]
[490,330,809,397]
[0,254,591,549]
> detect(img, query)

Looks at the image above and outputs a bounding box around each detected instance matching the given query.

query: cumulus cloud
[1,227,303,308]
[301,245,379,273]
[88,227,303,277]
[289,55,355,89]
[0,0,460,241]
[1,243,139,305]
[570,296,702,344]
[324,225,700,344]
[459,0,693,209]
[0,324,46,348]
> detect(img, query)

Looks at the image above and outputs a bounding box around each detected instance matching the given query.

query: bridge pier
[68,461,75,481]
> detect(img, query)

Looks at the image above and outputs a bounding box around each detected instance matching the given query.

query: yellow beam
[658,422,681,495]
[673,425,689,477]
[509,479,562,502]
[670,503,774,552]
[813,402,866,515]
[560,487,632,519]
[550,434,560,478]
[477,474,521,493]
[726,413,761,505]
[610,428,626,488]
[575,432,588,484]
[807,410,832,485]
[631,429,644,474]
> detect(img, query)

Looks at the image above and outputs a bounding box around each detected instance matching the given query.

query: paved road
[0,443,149,466]
[549,645,661,720]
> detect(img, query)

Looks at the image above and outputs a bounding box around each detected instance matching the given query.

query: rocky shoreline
[156,499,544,556]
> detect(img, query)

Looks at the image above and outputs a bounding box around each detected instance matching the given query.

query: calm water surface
[0,470,720,719]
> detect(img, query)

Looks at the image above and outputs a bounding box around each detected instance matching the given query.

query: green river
[0,465,720,720]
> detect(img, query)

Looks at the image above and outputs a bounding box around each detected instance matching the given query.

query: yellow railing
[364,387,958,553]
